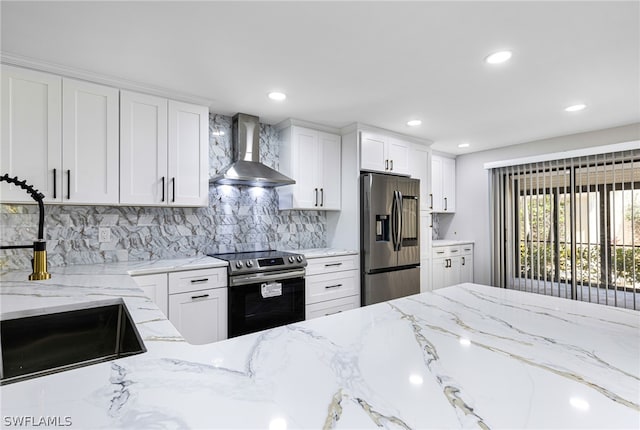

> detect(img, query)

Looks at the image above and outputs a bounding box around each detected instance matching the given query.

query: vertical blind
[490,148,640,310]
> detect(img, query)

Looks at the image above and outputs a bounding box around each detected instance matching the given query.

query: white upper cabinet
[121,91,208,207]
[1,65,61,203]
[360,132,410,176]
[1,66,119,205]
[168,101,209,206]
[62,78,119,204]
[431,154,456,212]
[278,125,341,210]
[120,91,168,205]
[409,143,431,211]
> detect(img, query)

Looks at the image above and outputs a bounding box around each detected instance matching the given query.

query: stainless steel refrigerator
[361,173,420,305]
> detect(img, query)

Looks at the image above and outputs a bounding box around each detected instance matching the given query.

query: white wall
[446,123,640,285]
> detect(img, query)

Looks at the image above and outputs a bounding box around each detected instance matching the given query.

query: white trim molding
[1,51,214,107]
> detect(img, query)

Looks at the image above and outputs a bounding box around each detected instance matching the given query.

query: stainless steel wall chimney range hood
[210,113,295,187]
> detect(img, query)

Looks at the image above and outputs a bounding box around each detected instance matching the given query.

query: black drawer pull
[324,262,343,267]
[324,283,343,289]
[190,278,209,284]
[191,294,209,300]
[325,310,343,316]
[67,169,71,200]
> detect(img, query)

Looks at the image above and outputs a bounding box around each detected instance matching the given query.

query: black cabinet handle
[462,256,466,266]
[444,197,448,211]
[171,177,176,203]
[161,177,165,202]
[190,278,209,284]
[324,262,343,267]
[190,294,210,300]
[53,168,57,199]
[320,188,324,207]
[314,188,318,207]
[385,159,389,170]
[66,170,71,200]
[324,283,343,289]
[429,193,433,209]
[390,160,394,171]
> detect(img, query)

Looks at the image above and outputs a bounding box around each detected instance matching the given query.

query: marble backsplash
[0,114,326,270]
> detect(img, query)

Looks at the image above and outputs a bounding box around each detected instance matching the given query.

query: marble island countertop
[1,261,639,429]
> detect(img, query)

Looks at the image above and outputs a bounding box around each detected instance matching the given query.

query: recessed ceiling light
[458,143,470,148]
[565,104,586,112]
[268,91,286,101]
[485,50,512,64]
[407,120,422,127]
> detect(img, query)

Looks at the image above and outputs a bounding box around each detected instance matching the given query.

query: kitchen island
[1,262,638,429]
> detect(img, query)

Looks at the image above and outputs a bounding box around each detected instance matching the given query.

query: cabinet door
[62,78,119,204]
[432,257,447,290]
[360,132,387,173]
[387,137,410,175]
[1,65,61,203]
[169,288,228,344]
[120,91,168,205]
[460,254,473,283]
[410,144,431,211]
[132,273,168,317]
[431,155,444,212]
[292,127,320,209]
[319,131,341,210]
[442,157,456,212]
[445,257,461,287]
[167,101,209,207]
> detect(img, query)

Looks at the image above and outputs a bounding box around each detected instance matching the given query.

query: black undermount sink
[0,300,146,385]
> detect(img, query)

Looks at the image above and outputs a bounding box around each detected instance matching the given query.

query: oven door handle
[229,269,306,287]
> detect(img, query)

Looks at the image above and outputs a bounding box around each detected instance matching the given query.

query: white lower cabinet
[431,244,474,290]
[132,273,169,317]
[168,268,227,344]
[305,254,360,320]
[133,267,227,344]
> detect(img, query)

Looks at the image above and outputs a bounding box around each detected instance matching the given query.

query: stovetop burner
[208,250,307,276]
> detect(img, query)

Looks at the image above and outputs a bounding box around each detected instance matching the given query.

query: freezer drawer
[362,266,420,306]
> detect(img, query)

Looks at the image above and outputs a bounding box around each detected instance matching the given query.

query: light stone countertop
[293,248,358,259]
[1,261,638,429]
[432,239,475,247]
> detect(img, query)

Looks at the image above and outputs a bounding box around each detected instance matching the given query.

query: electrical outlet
[98,227,111,243]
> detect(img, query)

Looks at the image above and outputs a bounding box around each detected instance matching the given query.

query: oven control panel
[221,252,307,275]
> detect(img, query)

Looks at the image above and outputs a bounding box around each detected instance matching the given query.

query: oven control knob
[246,260,253,267]
[235,261,243,269]
[296,255,303,262]
[288,256,295,263]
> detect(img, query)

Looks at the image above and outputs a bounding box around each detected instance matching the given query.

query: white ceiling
[1,1,639,154]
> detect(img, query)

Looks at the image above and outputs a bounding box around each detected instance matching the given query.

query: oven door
[228,269,305,338]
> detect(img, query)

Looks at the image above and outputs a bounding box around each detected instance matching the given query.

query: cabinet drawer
[432,246,462,258]
[168,268,227,295]
[306,295,360,320]
[460,244,474,255]
[306,270,359,304]
[306,254,358,276]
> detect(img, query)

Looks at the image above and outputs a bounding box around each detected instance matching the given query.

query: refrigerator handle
[397,191,403,250]
[391,190,397,250]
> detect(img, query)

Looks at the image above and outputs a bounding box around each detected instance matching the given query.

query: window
[490,150,639,310]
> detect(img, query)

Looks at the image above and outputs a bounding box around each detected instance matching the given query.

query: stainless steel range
[209,250,307,338]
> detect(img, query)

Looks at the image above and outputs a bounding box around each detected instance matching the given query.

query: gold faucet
[0,174,51,280]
